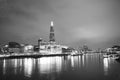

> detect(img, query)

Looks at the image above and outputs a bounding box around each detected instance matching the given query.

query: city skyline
[0,0,120,49]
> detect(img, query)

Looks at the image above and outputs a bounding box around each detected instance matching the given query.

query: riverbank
[0,53,70,59]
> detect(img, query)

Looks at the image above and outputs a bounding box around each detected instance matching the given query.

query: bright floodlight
[51,21,54,26]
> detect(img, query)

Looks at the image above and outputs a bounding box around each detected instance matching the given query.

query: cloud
[0,0,120,49]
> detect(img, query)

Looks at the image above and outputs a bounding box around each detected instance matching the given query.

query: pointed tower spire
[49,21,55,43]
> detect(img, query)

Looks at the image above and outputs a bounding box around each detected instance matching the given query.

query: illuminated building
[36,21,75,55]
[49,21,56,44]
[24,44,34,53]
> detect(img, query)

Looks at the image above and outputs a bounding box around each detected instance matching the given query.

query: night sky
[0,0,120,49]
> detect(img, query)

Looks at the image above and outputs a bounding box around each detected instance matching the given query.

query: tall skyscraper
[49,21,55,43]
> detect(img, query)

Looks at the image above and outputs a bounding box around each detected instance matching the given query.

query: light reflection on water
[37,57,62,74]
[3,59,6,75]
[71,56,85,69]
[24,58,34,77]
[103,57,117,76]
[1,53,120,80]
[103,58,109,75]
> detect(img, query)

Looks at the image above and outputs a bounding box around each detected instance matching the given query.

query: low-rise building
[8,42,21,53]
[24,44,34,53]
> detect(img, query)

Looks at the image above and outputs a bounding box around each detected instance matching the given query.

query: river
[0,53,120,80]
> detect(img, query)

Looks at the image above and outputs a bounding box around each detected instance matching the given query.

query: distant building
[112,45,120,51]
[33,45,38,52]
[49,21,56,45]
[49,21,55,42]
[8,42,21,53]
[1,44,9,53]
[37,38,49,52]
[0,45,3,53]
[105,48,113,53]
[36,21,76,54]
[24,44,34,53]
[62,47,73,53]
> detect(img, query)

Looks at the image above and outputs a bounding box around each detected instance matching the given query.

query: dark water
[0,53,120,80]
